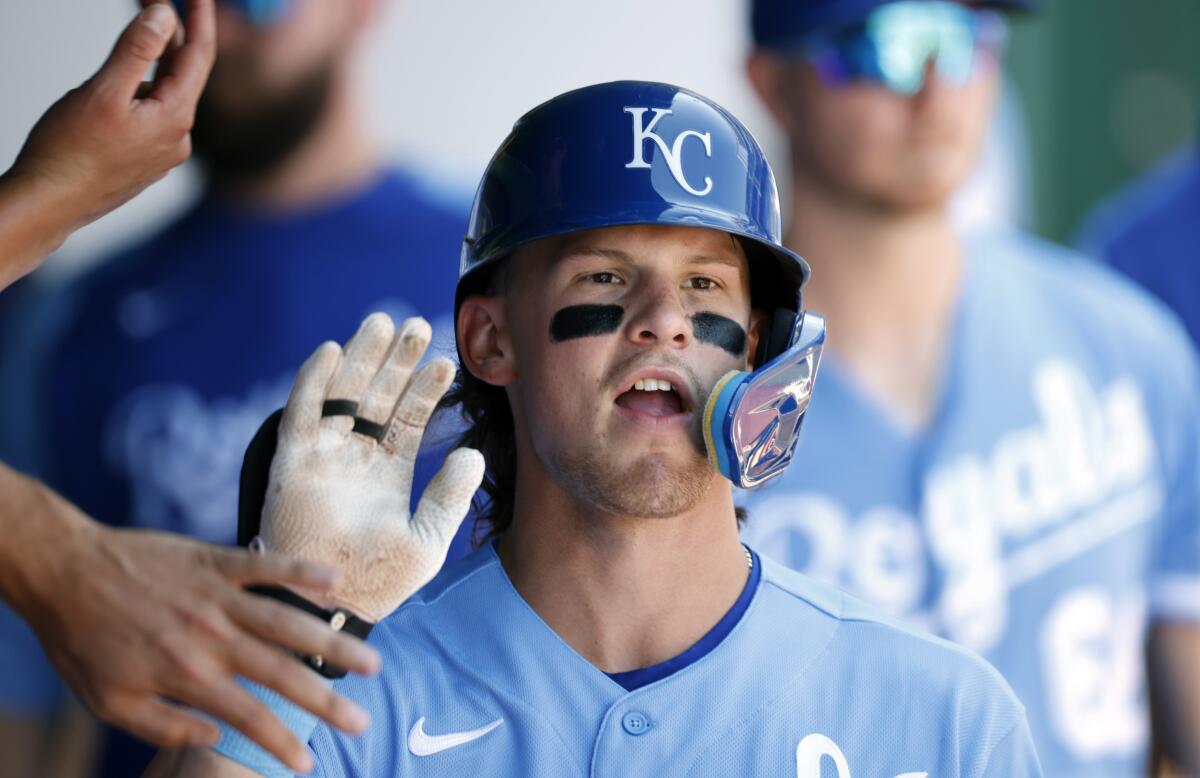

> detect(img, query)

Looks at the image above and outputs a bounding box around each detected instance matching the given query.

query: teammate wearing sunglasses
[741,1,1200,775]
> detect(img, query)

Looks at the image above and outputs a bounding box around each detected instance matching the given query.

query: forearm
[1148,621,1200,775]
[0,462,92,621]
[0,168,85,292]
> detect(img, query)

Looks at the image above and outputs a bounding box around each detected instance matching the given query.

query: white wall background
[0,0,1026,279]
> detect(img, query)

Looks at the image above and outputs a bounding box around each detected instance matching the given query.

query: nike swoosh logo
[408,716,504,756]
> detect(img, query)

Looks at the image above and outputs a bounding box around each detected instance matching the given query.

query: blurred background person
[1078,145,1200,346]
[739,1,1200,777]
[2,0,466,774]
[0,2,387,777]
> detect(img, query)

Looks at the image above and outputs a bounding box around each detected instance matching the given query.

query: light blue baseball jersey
[739,229,1200,778]
[306,542,1040,776]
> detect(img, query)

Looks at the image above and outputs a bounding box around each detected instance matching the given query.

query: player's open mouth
[613,370,694,422]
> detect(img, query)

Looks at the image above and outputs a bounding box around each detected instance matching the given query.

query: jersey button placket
[621,711,651,736]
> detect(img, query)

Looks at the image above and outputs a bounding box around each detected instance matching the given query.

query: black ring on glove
[351,416,387,442]
[322,399,358,418]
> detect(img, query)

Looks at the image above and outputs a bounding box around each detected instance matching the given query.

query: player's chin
[606,454,714,518]
[894,158,969,205]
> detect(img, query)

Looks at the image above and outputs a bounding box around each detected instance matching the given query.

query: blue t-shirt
[1078,146,1200,346]
[738,229,1200,778]
[42,170,465,544]
[306,542,1040,776]
[2,170,468,770]
[0,275,80,714]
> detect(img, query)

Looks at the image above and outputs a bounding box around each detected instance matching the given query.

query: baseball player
[740,1,1200,775]
[148,80,1041,777]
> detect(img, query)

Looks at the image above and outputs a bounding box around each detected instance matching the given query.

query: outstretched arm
[1148,621,1200,776]
[0,3,386,772]
[0,462,380,773]
[0,0,214,291]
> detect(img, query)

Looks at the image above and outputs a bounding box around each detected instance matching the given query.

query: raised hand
[259,313,485,623]
[0,0,216,290]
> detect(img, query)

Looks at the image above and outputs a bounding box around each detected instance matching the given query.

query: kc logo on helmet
[624,107,713,197]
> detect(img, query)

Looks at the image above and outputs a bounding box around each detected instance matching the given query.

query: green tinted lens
[869,1,978,94]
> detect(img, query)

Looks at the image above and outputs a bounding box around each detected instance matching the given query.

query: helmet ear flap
[238,408,284,548]
[754,308,799,368]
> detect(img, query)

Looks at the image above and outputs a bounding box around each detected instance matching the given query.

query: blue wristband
[211,676,327,777]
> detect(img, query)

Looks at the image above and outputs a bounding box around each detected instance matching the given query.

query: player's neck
[786,177,964,429]
[213,74,381,212]
[500,466,750,675]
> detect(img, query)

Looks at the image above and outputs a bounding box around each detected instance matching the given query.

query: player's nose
[624,273,690,350]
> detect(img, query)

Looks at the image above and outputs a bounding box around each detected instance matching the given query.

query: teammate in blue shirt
[741,2,1200,776]
[149,80,1041,777]
[11,0,465,773]
[1079,146,1200,347]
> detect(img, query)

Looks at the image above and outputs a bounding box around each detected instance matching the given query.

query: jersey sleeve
[980,715,1043,778]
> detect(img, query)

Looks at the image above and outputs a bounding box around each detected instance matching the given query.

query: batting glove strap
[246,585,374,679]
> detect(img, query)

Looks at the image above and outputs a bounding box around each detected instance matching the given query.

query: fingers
[325,313,395,424]
[207,544,338,590]
[226,592,381,678]
[103,694,220,749]
[413,448,485,546]
[149,0,217,109]
[224,634,370,737]
[96,3,180,103]
[357,317,432,424]
[382,357,457,462]
[279,341,342,447]
[168,672,314,772]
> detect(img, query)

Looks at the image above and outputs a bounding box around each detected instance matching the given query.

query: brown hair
[439,366,515,540]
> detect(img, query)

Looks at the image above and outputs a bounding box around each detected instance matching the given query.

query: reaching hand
[8,0,215,234]
[0,464,380,773]
[259,313,486,623]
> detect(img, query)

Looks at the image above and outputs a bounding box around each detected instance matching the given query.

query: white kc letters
[624,106,713,196]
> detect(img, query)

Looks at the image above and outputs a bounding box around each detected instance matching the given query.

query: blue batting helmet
[458,80,826,489]
[458,80,810,346]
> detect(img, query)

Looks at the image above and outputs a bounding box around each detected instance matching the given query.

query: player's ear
[458,295,516,387]
[746,309,767,371]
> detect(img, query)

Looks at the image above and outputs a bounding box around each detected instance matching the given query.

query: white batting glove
[258,313,485,623]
